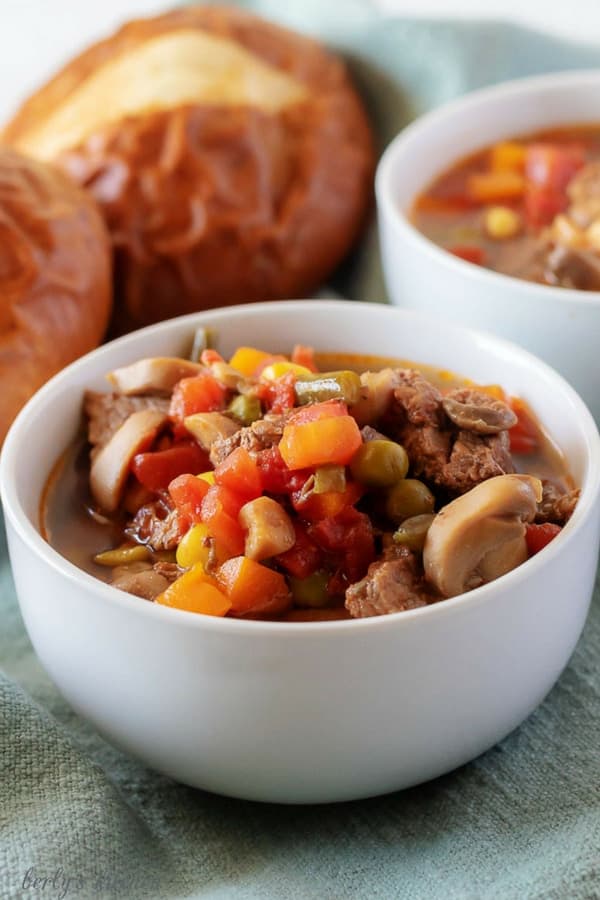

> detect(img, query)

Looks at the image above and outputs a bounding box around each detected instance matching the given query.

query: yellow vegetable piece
[484,206,522,240]
[176,524,212,568]
[93,544,151,567]
[156,563,231,616]
[228,346,272,376]
[261,361,312,381]
[490,141,526,173]
[197,471,215,485]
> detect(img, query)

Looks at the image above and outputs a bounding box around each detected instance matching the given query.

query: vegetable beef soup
[42,334,578,621]
[412,124,600,289]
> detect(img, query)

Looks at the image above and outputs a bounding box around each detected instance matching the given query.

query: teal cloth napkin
[2,3,600,898]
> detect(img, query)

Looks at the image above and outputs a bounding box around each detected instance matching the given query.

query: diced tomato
[255,446,310,494]
[309,507,375,583]
[523,186,568,229]
[448,245,486,265]
[200,485,246,558]
[291,344,318,372]
[288,399,348,425]
[275,522,322,579]
[257,372,297,414]
[132,443,210,492]
[291,480,364,523]
[217,556,291,617]
[526,522,562,556]
[169,373,227,424]
[214,447,263,500]
[508,398,540,455]
[525,143,585,193]
[168,473,210,530]
[279,414,362,470]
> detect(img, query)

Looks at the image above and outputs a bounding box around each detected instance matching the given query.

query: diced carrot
[156,564,231,616]
[490,141,526,173]
[288,399,348,425]
[526,522,562,556]
[214,447,263,500]
[279,415,362,470]
[467,170,525,203]
[217,556,290,616]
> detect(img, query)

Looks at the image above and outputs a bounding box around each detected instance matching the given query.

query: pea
[290,571,331,608]
[350,440,409,488]
[385,478,435,523]
[393,514,436,552]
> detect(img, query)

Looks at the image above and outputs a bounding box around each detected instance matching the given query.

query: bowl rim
[375,66,600,308]
[2,299,599,636]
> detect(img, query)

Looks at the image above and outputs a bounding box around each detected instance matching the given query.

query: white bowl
[2,300,599,804]
[376,69,600,423]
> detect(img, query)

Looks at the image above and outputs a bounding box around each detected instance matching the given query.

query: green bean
[393,514,436,552]
[385,479,435,523]
[94,544,151,567]
[313,465,346,494]
[294,371,362,406]
[290,571,331,608]
[350,439,409,488]
[227,393,262,425]
[189,327,216,362]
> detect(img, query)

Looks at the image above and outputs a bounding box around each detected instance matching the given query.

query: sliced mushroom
[423,474,542,598]
[90,409,168,512]
[107,357,203,395]
[350,369,400,425]
[442,389,517,434]
[183,411,239,451]
[239,496,296,560]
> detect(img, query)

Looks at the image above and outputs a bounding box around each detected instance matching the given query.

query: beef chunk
[566,161,600,227]
[345,545,434,618]
[85,391,169,458]
[536,480,580,525]
[126,498,181,551]
[387,373,516,496]
[209,413,286,466]
[153,561,183,583]
[392,369,445,427]
[544,244,600,291]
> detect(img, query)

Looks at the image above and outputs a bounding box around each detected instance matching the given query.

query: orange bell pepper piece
[156,564,231,616]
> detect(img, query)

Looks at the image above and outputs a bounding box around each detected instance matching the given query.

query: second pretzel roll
[4,5,375,330]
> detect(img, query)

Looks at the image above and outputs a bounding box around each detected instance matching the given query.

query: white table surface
[1,0,600,122]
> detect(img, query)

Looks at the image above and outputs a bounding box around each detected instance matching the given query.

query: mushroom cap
[423,474,543,598]
[107,357,203,395]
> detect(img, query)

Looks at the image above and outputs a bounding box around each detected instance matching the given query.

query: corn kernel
[197,471,215,485]
[176,524,212,568]
[484,206,522,240]
[261,361,312,381]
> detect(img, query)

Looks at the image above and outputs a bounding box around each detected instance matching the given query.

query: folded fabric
[2,4,600,898]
